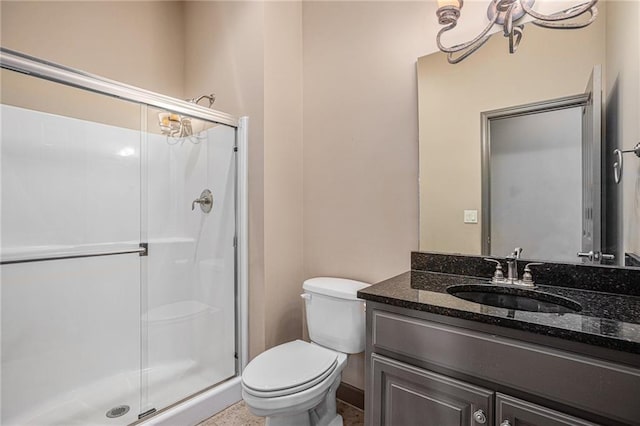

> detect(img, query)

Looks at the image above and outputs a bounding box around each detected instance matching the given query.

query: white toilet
[241,277,370,426]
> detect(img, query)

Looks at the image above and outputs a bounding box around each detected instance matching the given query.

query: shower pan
[0,48,248,426]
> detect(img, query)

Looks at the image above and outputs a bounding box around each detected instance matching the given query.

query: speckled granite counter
[358,270,640,354]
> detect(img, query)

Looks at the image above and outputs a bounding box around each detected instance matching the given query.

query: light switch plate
[464,210,478,224]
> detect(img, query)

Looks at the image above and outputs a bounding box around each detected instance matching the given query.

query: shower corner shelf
[145,300,219,324]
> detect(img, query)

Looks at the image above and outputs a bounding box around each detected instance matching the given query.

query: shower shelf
[145,301,219,323]
[147,237,196,244]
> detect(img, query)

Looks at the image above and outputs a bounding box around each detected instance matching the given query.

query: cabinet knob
[473,409,487,424]
[501,421,512,426]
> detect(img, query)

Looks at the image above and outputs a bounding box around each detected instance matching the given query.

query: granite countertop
[358,270,640,354]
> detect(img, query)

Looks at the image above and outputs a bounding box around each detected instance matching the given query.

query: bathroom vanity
[358,253,640,426]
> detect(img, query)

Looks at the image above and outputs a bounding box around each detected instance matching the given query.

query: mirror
[418,0,640,268]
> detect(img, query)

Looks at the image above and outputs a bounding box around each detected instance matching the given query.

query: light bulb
[437,0,461,9]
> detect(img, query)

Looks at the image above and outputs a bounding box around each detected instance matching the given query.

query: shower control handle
[192,189,213,213]
[191,198,207,210]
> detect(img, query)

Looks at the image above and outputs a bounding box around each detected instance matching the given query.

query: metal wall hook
[613,142,640,184]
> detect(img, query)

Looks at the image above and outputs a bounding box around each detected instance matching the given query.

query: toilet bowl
[241,277,370,426]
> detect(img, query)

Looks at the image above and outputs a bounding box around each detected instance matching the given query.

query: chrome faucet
[485,247,544,288]
[192,189,213,213]
[505,247,522,283]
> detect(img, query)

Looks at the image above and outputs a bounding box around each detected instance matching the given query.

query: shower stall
[0,49,248,425]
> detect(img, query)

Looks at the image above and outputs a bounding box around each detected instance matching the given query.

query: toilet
[241,277,370,426]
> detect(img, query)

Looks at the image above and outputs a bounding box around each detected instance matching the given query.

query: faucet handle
[191,189,213,213]
[484,258,505,283]
[507,247,523,259]
[521,262,543,287]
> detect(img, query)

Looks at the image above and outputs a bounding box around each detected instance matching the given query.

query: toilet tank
[302,277,370,354]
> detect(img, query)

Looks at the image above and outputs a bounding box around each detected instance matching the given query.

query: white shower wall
[1,105,141,253]
[1,104,237,425]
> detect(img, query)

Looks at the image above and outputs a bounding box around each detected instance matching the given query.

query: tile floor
[198,400,364,426]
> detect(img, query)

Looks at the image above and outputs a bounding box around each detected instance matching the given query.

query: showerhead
[188,94,216,108]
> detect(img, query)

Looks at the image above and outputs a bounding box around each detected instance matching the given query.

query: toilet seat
[242,340,338,398]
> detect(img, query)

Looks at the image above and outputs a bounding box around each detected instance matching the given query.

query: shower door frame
[0,47,249,422]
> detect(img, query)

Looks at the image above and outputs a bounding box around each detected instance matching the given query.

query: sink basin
[446,285,582,313]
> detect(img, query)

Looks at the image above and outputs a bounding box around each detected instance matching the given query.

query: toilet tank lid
[303,277,370,300]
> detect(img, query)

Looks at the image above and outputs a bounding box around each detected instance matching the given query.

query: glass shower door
[1,51,242,425]
[1,68,143,425]
[141,107,237,414]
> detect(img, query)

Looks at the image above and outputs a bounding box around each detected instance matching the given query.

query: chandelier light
[436,0,598,64]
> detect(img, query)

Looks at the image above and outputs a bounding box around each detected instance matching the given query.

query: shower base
[4,360,236,426]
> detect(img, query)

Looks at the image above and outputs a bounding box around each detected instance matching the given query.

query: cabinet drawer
[371,309,640,425]
[496,393,597,426]
[371,354,493,426]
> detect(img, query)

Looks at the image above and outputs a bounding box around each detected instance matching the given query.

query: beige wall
[606,1,640,258]
[0,1,185,130]
[302,1,423,287]
[263,2,304,349]
[1,1,185,98]
[302,1,426,388]
[418,17,606,254]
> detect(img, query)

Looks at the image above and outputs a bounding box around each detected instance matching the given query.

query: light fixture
[436,0,598,64]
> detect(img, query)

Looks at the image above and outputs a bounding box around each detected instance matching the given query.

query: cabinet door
[370,354,493,426]
[495,393,598,426]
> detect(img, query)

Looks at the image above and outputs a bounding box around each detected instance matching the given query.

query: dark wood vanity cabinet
[370,354,493,425]
[370,354,596,426]
[365,303,640,426]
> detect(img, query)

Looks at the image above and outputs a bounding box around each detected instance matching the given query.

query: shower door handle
[192,189,213,213]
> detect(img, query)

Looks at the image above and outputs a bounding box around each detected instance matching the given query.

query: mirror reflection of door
[487,105,582,262]
[482,65,613,264]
